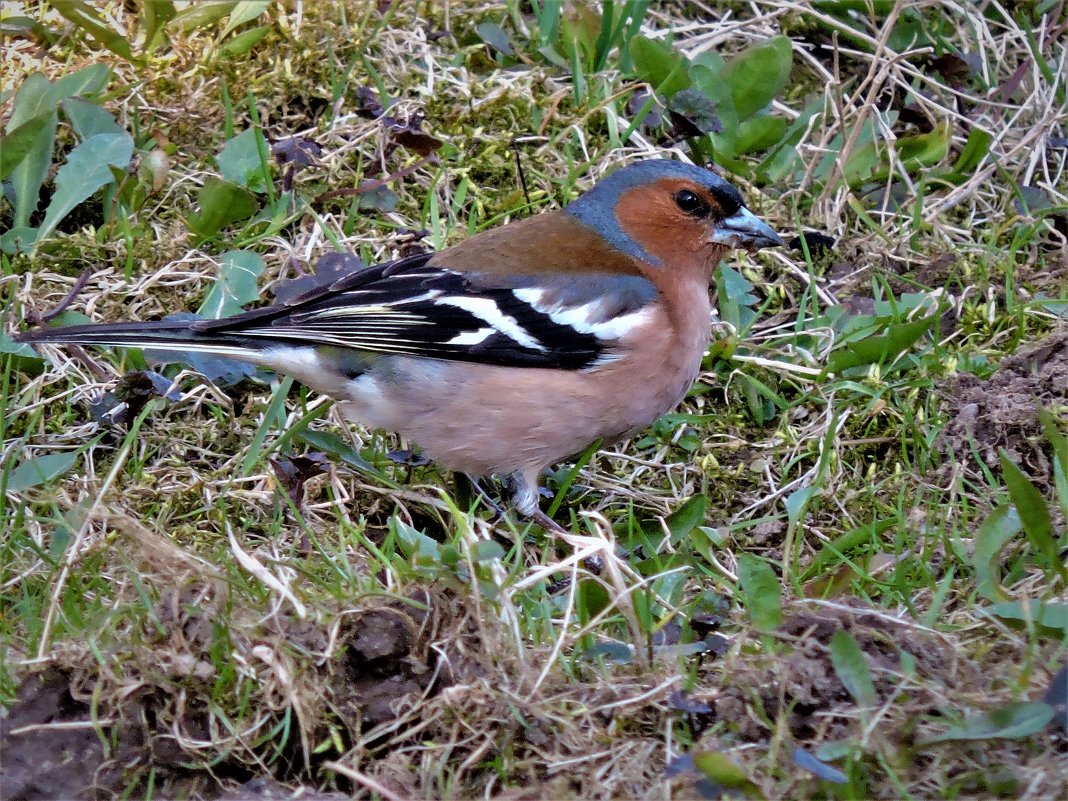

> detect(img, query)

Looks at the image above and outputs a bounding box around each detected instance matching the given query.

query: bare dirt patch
[937,328,1068,487]
[708,601,953,744]
[0,668,214,800]
[0,593,467,800]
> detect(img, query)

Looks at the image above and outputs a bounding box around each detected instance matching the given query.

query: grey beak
[709,207,783,251]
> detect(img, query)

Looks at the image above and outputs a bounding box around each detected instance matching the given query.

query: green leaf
[34,132,134,245]
[666,88,722,134]
[187,176,258,239]
[830,629,877,706]
[440,544,460,567]
[218,0,269,39]
[599,0,648,71]
[61,96,124,139]
[842,140,880,185]
[815,121,880,186]
[973,505,1021,602]
[295,429,383,479]
[560,2,600,70]
[1,341,46,377]
[984,601,1068,638]
[0,330,41,359]
[6,73,52,133]
[896,121,951,170]
[140,0,177,52]
[4,66,114,229]
[577,579,610,619]
[7,79,57,231]
[923,702,1055,743]
[998,451,1060,576]
[952,127,993,174]
[801,518,895,581]
[665,495,707,542]
[219,24,272,57]
[471,540,505,563]
[536,44,569,69]
[50,0,135,61]
[47,311,94,328]
[691,62,738,138]
[476,21,515,55]
[7,451,79,492]
[633,553,694,576]
[628,35,690,96]
[171,1,238,33]
[0,16,59,45]
[814,739,854,762]
[734,372,779,424]
[1038,408,1068,477]
[49,525,72,560]
[0,115,50,181]
[216,128,271,191]
[7,65,111,132]
[754,99,820,183]
[721,36,792,122]
[715,264,759,333]
[826,315,935,374]
[356,184,397,212]
[737,553,781,632]
[198,250,265,319]
[873,292,937,317]
[392,519,440,562]
[1038,408,1068,520]
[692,752,765,800]
[0,228,40,255]
[582,641,632,664]
[717,264,758,307]
[734,114,787,154]
[44,64,112,107]
[785,486,818,525]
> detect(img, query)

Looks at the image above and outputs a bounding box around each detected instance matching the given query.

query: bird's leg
[452,471,476,510]
[503,471,570,535]
[453,472,506,522]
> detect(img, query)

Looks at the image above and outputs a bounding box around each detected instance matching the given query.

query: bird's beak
[709,207,783,252]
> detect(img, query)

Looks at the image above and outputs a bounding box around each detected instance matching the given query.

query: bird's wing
[194,253,658,370]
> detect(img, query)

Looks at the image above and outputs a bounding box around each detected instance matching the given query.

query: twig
[816,0,907,208]
[323,761,410,801]
[27,268,93,325]
[512,139,532,213]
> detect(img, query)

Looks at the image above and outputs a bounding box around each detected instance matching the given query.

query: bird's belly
[338,352,701,478]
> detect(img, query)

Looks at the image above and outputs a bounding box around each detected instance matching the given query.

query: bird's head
[565,160,782,276]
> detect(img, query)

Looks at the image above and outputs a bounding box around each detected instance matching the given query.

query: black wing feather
[192,252,655,370]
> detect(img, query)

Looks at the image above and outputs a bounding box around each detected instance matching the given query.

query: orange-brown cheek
[614,189,709,266]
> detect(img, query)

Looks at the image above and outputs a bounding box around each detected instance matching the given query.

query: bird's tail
[14,317,267,362]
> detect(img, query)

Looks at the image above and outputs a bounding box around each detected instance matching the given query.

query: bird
[16,159,782,532]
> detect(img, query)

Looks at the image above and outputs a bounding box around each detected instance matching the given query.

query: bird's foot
[503,471,570,534]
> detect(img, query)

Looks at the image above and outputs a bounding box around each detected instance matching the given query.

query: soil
[0,669,211,801]
[936,328,1068,489]
[0,593,459,801]
[708,600,953,744]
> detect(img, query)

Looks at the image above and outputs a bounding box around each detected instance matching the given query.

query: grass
[1,1,1066,799]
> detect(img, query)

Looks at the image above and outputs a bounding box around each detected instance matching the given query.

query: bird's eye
[673,189,710,216]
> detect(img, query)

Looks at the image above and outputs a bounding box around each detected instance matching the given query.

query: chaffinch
[17,160,782,531]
